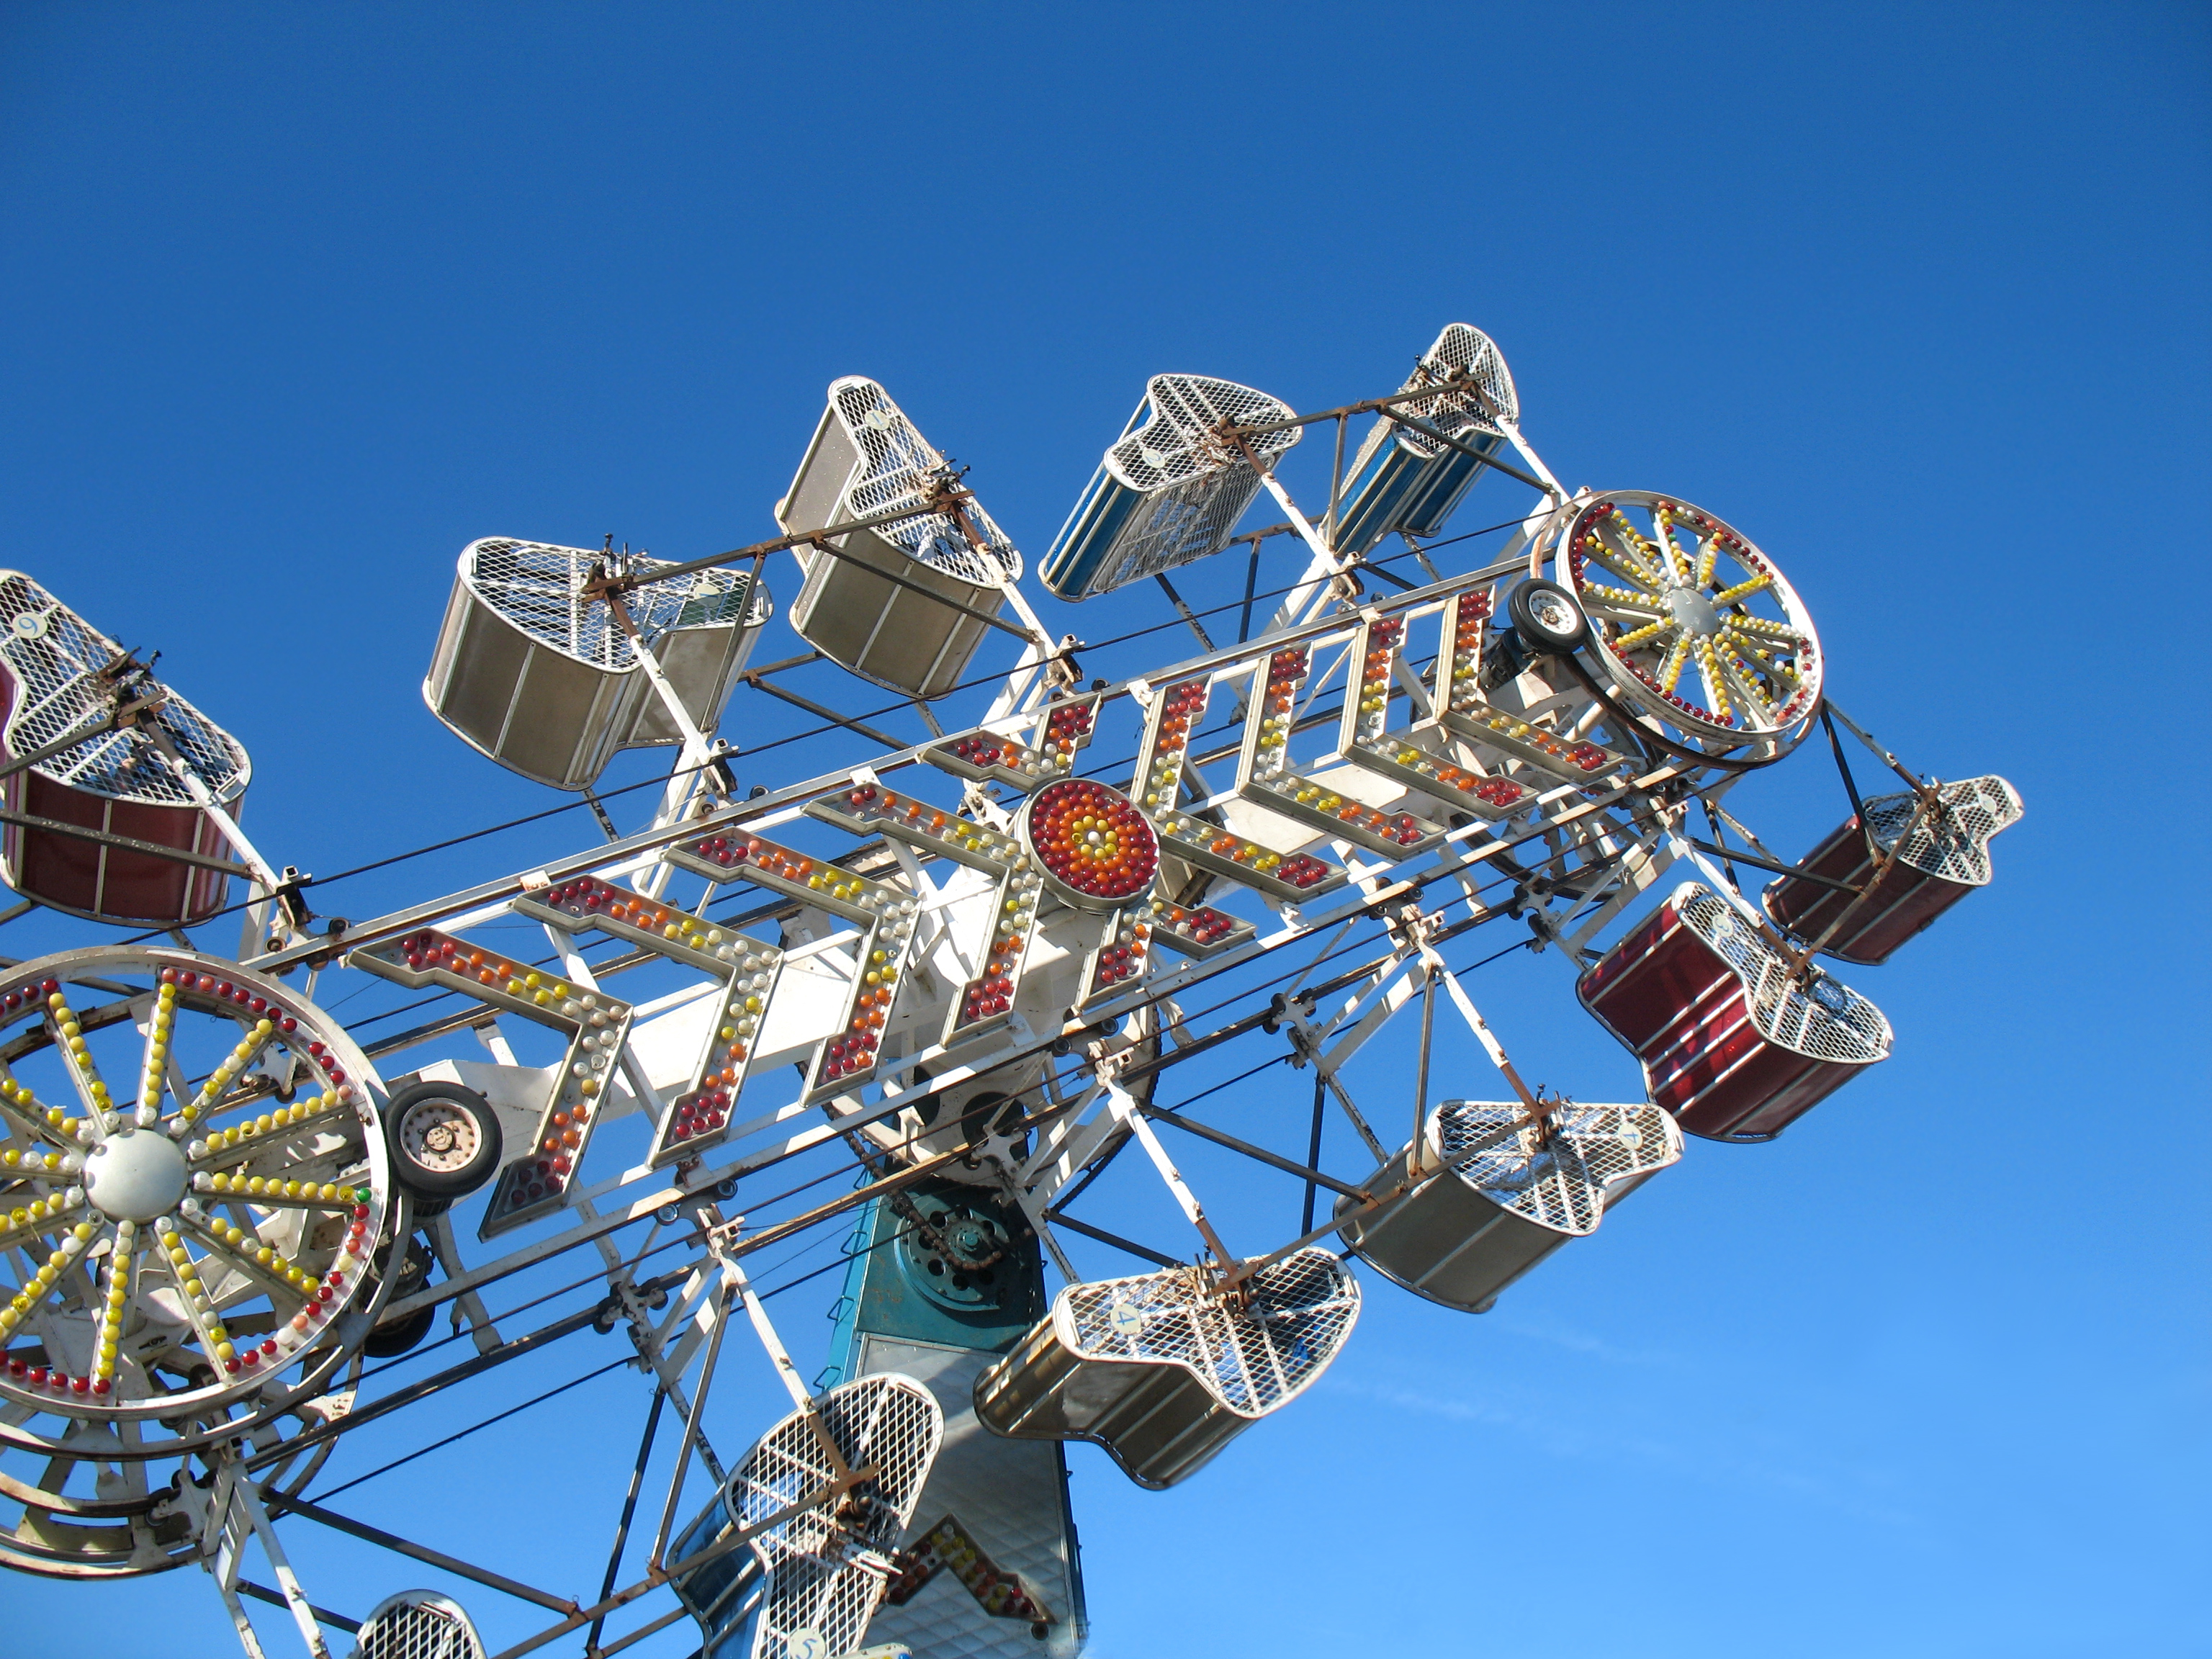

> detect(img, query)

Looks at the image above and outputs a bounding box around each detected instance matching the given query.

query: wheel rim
[1552,493,1822,746]
[396,1095,482,1176]
[0,947,392,1456]
[1523,585,1582,643]
[0,1352,358,1577]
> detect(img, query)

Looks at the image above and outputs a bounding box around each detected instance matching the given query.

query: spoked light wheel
[0,947,395,1461]
[0,1353,359,1578]
[1542,491,1823,754]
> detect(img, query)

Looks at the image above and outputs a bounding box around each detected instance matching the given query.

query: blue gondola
[1331,323,1519,557]
[1040,374,1299,601]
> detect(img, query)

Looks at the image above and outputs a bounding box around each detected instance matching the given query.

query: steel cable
[113,523,1534,943]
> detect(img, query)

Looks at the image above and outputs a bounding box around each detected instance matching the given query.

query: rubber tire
[384,1080,503,1205]
[1509,577,1589,655]
[363,1303,435,1359]
[364,1238,436,1358]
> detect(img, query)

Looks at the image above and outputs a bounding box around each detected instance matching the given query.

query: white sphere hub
[1665,586,1723,637]
[81,1128,186,1223]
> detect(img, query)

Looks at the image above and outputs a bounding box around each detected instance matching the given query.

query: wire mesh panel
[1763,775,2023,964]
[1579,881,1892,1142]
[351,1592,487,1659]
[1040,374,1300,601]
[0,572,249,925]
[777,378,1021,701]
[1340,1099,1680,1313]
[972,1249,1359,1490]
[671,1372,945,1659]
[845,1335,1084,1659]
[422,539,768,791]
[1332,324,1519,557]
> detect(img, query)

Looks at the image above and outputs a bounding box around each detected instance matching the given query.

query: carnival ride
[0,322,2020,1659]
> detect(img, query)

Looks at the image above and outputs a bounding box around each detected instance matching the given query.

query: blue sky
[1,4,2207,1657]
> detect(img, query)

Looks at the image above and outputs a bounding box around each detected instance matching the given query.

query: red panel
[1725,1053,1866,1140]
[1764,817,1974,966]
[0,629,239,927]
[104,794,238,925]
[1576,902,1730,1051]
[4,754,239,927]
[1580,897,1876,1143]
[13,770,110,918]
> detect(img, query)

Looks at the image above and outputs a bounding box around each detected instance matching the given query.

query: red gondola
[1578,881,1892,1142]
[0,573,248,927]
[1763,775,2021,965]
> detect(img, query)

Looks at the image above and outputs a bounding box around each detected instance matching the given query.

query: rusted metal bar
[587,1390,666,1655]
[1154,572,1215,651]
[0,808,248,878]
[240,1290,642,1472]
[1138,1102,1369,1201]
[739,673,909,749]
[1228,377,1506,439]
[1689,838,1859,896]
[0,703,144,782]
[265,1493,577,1614]
[1377,406,1551,495]
[235,1580,360,1635]
[1412,960,1437,1164]
[1218,1157,1439,1290]
[647,1282,732,1570]
[744,649,823,679]
[1299,1073,1327,1233]
[483,1475,864,1659]
[589,1604,691,1658]
[800,534,1039,644]
[593,498,963,593]
[1825,698,1928,791]
[1322,413,1348,542]
[1039,1208,1183,1269]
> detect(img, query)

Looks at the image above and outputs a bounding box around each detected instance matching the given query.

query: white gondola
[350,1592,486,1659]
[669,1372,945,1659]
[1040,374,1300,601]
[1330,324,1517,558]
[776,377,1021,701]
[423,539,768,791]
[1338,1098,1680,1313]
[972,1248,1358,1490]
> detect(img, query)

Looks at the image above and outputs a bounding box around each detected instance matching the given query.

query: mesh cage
[1862,775,2023,886]
[1058,1247,1359,1421]
[0,571,248,806]
[822,379,1021,586]
[1102,374,1300,493]
[1434,1097,1681,1236]
[459,540,766,670]
[351,1592,487,1659]
[724,1372,945,1659]
[1675,884,1892,1064]
[1043,374,1301,598]
[1346,322,1519,474]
